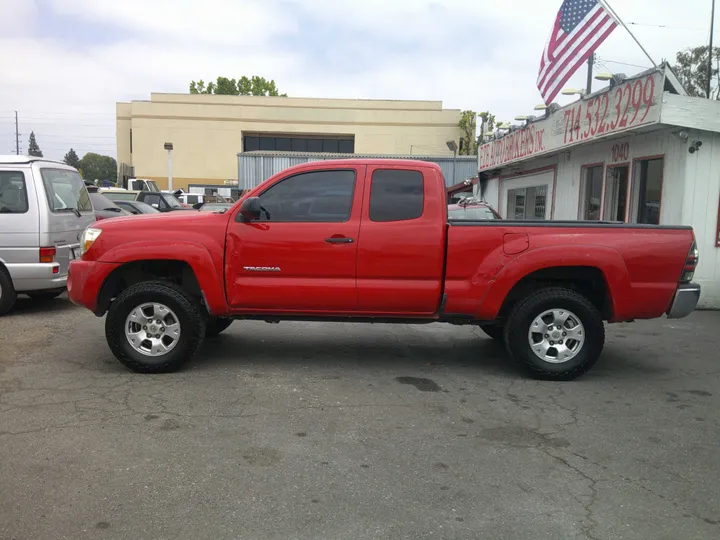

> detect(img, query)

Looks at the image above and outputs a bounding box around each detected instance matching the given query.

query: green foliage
[189,75,287,96]
[458,111,497,155]
[63,148,81,169]
[27,131,43,157]
[79,152,117,182]
[672,45,720,98]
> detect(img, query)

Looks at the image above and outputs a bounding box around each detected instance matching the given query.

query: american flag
[537,0,618,104]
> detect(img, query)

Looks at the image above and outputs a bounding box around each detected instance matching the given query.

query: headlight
[80,227,102,256]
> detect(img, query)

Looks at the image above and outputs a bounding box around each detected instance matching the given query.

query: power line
[15,111,20,156]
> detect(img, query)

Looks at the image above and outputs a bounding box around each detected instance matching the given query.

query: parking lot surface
[1,296,719,540]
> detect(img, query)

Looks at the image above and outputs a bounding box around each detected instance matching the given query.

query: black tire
[26,290,63,301]
[206,317,233,337]
[0,267,17,316]
[105,281,206,373]
[480,324,504,342]
[503,287,605,381]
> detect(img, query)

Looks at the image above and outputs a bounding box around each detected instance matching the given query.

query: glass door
[603,165,629,222]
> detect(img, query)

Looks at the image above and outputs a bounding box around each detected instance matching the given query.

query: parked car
[198,202,233,213]
[0,156,96,314]
[134,191,195,212]
[114,200,162,215]
[88,189,132,220]
[448,197,502,220]
[100,189,141,202]
[68,159,701,379]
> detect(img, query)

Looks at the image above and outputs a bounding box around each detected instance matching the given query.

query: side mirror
[192,202,203,210]
[151,203,159,208]
[238,197,262,221]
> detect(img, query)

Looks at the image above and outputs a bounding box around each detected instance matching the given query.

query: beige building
[116,93,464,191]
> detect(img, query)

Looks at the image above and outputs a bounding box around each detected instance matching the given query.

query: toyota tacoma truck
[67,159,701,380]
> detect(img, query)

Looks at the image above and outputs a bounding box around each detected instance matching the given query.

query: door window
[369,170,424,222]
[630,158,663,225]
[0,171,29,213]
[40,169,92,213]
[579,165,603,220]
[258,170,356,222]
[143,194,162,208]
[506,185,547,220]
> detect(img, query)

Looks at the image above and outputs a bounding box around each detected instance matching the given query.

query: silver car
[0,156,96,315]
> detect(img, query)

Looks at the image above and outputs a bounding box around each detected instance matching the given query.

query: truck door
[356,165,446,314]
[225,165,365,312]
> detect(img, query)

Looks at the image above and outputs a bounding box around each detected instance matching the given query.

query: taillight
[680,240,699,283]
[39,246,56,263]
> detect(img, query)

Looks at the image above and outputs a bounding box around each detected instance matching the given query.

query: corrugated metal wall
[237,151,478,190]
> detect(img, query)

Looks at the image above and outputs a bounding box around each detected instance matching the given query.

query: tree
[672,45,720,99]
[79,153,117,182]
[458,110,477,155]
[63,148,81,169]
[189,75,287,96]
[477,112,497,148]
[27,131,43,157]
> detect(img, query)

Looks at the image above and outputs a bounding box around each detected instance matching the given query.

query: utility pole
[586,53,595,95]
[708,0,716,98]
[14,111,20,155]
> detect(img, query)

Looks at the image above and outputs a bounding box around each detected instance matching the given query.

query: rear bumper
[67,259,120,314]
[667,283,701,319]
[5,262,65,292]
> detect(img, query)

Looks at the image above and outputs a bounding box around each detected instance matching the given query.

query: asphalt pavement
[1,295,719,540]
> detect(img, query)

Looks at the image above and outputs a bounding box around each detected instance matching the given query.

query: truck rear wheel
[504,287,605,381]
[105,281,206,373]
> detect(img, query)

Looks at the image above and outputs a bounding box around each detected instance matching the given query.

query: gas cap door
[503,232,529,255]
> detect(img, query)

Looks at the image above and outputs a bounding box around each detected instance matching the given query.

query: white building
[476,65,720,309]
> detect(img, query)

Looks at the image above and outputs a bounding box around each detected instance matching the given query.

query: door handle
[325,237,354,244]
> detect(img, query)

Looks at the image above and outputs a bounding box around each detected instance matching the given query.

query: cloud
[0,0,715,160]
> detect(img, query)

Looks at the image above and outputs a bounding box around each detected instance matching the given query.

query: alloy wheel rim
[528,309,585,364]
[125,302,181,357]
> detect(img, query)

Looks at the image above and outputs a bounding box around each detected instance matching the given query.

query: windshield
[448,205,500,220]
[40,168,92,213]
[89,192,123,212]
[164,194,183,208]
[104,192,138,201]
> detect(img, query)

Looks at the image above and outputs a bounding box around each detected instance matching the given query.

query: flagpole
[708,0,715,98]
[600,0,657,67]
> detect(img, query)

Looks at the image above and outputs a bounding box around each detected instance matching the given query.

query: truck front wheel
[504,287,605,381]
[105,281,207,373]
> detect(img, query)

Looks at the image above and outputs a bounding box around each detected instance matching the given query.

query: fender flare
[98,240,227,315]
[477,245,633,321]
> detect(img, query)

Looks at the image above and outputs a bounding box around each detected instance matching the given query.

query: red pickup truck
[68,159,701,380]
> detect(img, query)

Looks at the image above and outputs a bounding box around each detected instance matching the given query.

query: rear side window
[369,169,424,222]
[40,169,92,213]
[0,171,29,214]
[258,170,356,222]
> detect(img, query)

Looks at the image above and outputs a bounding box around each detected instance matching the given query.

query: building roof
[238,150,477,161]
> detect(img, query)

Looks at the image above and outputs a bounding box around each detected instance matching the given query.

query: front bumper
[67,259,120,314]
[667,283,701,319]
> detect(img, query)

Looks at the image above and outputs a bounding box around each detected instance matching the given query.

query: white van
[0,156,96,315]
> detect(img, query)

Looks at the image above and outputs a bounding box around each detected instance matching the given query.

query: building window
[630,157,663,225]
[369,170,424,222]
[258,170,356,222]
[507,185,547,220]
[579,165,603,220]
[603,166,629,222]
[243,135,354,154]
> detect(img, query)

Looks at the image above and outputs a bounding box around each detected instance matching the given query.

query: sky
[0,0,714,161]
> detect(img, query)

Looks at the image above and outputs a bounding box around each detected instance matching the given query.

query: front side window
[0,171,29,214]
[369,170,424,222]
[258,170,356,222]
[40,168,92,213]
[506,185,547,220]
[164,195,182,208]
[143,194,161,207]
[579,165,604,220]
[631,158,663,225]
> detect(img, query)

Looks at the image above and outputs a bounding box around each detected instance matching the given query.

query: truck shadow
[193,326,520,379]
[6,295,77,317]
